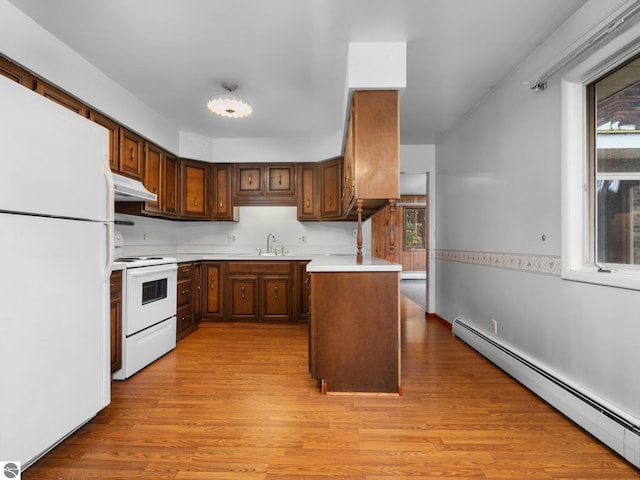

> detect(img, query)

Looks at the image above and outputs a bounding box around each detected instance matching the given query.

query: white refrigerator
[0,75,112,468]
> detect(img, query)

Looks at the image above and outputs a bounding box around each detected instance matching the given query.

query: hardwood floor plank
[22,296,638,479]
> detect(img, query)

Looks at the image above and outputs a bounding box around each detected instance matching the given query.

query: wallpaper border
[433,249,561,276]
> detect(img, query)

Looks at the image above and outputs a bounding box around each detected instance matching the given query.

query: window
[561,17,640,290]
[588,54,640,268]
[403,207,425,250]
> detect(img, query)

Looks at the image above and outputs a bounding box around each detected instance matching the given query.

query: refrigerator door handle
[104,155,115,281]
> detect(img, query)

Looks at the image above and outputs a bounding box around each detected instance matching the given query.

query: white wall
[435,0,639,427]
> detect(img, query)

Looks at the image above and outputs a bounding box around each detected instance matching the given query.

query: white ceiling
[9,0,586,145]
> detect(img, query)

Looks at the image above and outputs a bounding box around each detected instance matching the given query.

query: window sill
[562,265,640,291]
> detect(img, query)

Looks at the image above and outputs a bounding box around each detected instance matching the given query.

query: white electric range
[112,256,178,380]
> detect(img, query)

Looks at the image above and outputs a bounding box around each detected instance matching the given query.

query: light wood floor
[24,297,638,479]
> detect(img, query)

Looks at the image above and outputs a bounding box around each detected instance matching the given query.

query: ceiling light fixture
[207,82,252,118]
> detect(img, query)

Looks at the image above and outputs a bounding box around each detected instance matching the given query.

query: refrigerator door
[0,214,111,467]
[0,75,111,222]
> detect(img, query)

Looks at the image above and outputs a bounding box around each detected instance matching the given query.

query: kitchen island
[306,255,402,395]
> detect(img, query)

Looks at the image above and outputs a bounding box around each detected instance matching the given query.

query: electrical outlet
[228,234,237,243]
[352,228,358,238]
[491,319,498,335]
[299,235,307,243]
[143,232,147,240]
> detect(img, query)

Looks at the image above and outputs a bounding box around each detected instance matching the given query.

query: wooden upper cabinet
[342,104,355,214]
[143,142,163,214]
[0,56,35,88]
[35,79,89,117]
[234,163,297,205]
[213,164,234,220]
[343,90,399,216]
[180,158,210,219]
[89,111,120,172]
[163,153,179,217]
[297,164,318,220]
[119,128,144,180]
[235,164,264,197]
[267,165,296,199]
[321,158,341,219]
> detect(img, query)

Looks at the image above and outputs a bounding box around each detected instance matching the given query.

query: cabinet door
[214,164,233,220]
[143,142,163,214]
[163,153,179,217]
[294,261,311,321]
[109,271,122,373]
[119,128,144,180]
[262,276,291,321]
[203,262,224,319]
[235,165,264,196]
[342,108,355,214]
[321,158,341,218]
[35,80,89,117]
[297,164,318,220]
[0,56,35,88]
[90,111,120,172]
[180,159,209,219]
[193,263,202,321]
[267,165,295,195]
[228,276,258,320]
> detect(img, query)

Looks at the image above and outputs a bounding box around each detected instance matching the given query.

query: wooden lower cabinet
[109,270,123,373]
[226,262,292,322]
[202,262,224,320]
[262,276,291,321]
[228,276,258,321]
[198,260,310,323]
[176,262,199,341]
[309,270,400,394]
[294,261,311,321]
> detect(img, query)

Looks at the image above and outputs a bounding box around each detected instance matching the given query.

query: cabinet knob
[273,286,278,300]
[306,198,310,208]
[278,174,282,185]
[241,286,246,299]
[211,279,215,289]
[130,147,135,161]
[248,175,252,185]
[193,196,198,207]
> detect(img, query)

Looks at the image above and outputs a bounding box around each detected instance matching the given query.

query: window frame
[561,21,640,290]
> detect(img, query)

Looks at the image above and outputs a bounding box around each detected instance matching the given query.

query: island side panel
[310,271,400,393]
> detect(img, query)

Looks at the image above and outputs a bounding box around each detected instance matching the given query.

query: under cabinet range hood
[113,173,157,202]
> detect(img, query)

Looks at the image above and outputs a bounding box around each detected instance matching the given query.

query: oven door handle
[127,263,178,279]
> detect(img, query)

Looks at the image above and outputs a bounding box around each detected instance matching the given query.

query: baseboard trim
[427,313,452,331]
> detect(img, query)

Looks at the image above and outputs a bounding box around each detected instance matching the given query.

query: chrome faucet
[266,233,276,254]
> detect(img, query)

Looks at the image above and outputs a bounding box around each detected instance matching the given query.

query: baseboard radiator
[452,317,640,468]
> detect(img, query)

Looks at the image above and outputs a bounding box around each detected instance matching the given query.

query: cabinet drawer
[177,304,193,332]
[177,279,192,307]
[227,261,291,275]
[177,262,193,281]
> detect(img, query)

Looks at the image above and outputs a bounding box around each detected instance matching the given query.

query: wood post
[388,199,396,263]
[356,199,363,263]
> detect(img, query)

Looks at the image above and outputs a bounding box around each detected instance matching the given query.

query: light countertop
[306,255,402,272]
